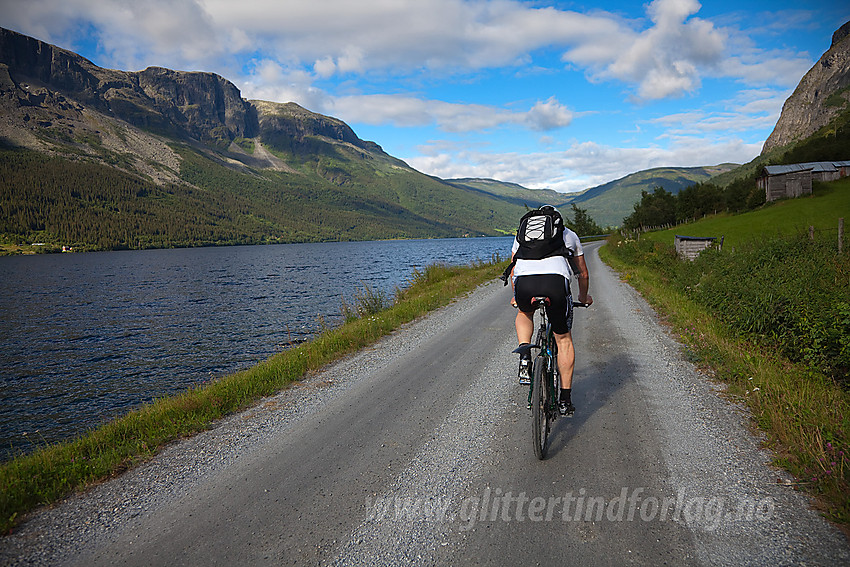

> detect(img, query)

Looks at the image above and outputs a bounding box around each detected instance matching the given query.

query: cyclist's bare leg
[553,331,575,389]
[515,310,534,345]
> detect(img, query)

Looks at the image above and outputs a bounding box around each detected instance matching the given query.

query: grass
[341,283,390,323]
[639,178,850,249]
[0,256,507,534]
[601,192,850,526]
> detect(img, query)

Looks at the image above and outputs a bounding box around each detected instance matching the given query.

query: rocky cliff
[252,99,384,156]
[0,26,530,251]
[0,28,255,144]
[762,21,850,153]
[0,26,384,172]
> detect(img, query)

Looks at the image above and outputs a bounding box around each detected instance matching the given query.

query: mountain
[0,27,527,252]
[573,20,850,228]
[762,21,850,153]
[444,178,577,209]
[11,20,838,250]
[694,21,850,192]
[446,168,750,229]
[564,165,739,228]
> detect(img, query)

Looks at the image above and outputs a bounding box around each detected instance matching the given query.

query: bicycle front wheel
[531,354,549,460]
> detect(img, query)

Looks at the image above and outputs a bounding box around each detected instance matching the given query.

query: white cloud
[647,86,790,137]
[733,88,791,115]
[1,0,816,101]
[719,53,813,87]
[328,95,443,128]
[525,97,573,131]
[576,0,727,99]
[408,136,760,193]
[307,93,574,134]
[313,57,337,79]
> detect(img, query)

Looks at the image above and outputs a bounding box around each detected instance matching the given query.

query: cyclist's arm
[509,251,518,307]
[509,240,519,307]
[573,254,593,306]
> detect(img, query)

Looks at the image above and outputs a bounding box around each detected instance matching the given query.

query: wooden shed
[675,235,722,261]
[758,164,813,202]
[758,160,850,202]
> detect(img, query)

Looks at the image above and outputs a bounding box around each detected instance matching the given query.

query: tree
[622,187,676,230]
[568,203,604,236]
[676,182,725,222]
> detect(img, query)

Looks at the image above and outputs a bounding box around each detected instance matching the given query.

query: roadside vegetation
[601,179,850,525]
[0,256,507,534]
[633,179,850,249]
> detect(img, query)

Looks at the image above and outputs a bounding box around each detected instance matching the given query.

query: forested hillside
[0,142,523,252]
[0,27,529,253]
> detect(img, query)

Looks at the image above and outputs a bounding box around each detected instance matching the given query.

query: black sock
[560,388,572,403]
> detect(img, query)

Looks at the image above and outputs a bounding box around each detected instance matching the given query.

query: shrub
[341,284,391,322]
[610,233,850,383]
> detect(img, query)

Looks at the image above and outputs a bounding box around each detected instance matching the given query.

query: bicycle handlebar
[512,299,592,309]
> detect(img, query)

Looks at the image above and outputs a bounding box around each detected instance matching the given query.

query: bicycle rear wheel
[531,354,549,460]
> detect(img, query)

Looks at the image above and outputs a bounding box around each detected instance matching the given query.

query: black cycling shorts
[514,274,574,334]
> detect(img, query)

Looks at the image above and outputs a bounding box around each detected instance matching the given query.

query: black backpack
[500,206,571,285]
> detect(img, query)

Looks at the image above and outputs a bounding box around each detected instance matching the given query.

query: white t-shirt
[511,228,584,281]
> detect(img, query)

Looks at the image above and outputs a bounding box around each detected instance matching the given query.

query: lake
[0,237,513,460]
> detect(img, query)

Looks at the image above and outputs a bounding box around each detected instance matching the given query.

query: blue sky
[1,0,847,193]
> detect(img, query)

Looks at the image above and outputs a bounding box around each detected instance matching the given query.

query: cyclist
[507,205,592,416]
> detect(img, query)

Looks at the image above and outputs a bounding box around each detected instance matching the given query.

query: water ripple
[0,237,512,460]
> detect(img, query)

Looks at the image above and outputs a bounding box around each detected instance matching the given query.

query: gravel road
[2,241,849,566]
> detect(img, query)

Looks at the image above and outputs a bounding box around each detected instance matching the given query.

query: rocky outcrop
[833,21,850,47]
[762,21,850,153]
[0,26,380,154]
[0,27,256,145]
[134,67,258,143]
[252,100,384,155]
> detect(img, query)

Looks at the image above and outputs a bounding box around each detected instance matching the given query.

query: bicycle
[513,297,588,460]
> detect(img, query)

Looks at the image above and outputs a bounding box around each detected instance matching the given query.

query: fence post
[840,218,845,254]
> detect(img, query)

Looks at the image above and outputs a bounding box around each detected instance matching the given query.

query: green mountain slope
[568,165,739,228]
[445,178,579,210]
[0,137,526,252]
[0,27,527,253]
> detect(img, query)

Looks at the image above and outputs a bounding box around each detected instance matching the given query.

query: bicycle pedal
[558,402,575,417]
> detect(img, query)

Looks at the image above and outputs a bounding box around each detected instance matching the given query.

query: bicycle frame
[517,297,588,460]
[527,300,558,412]
[527,297,558,459]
